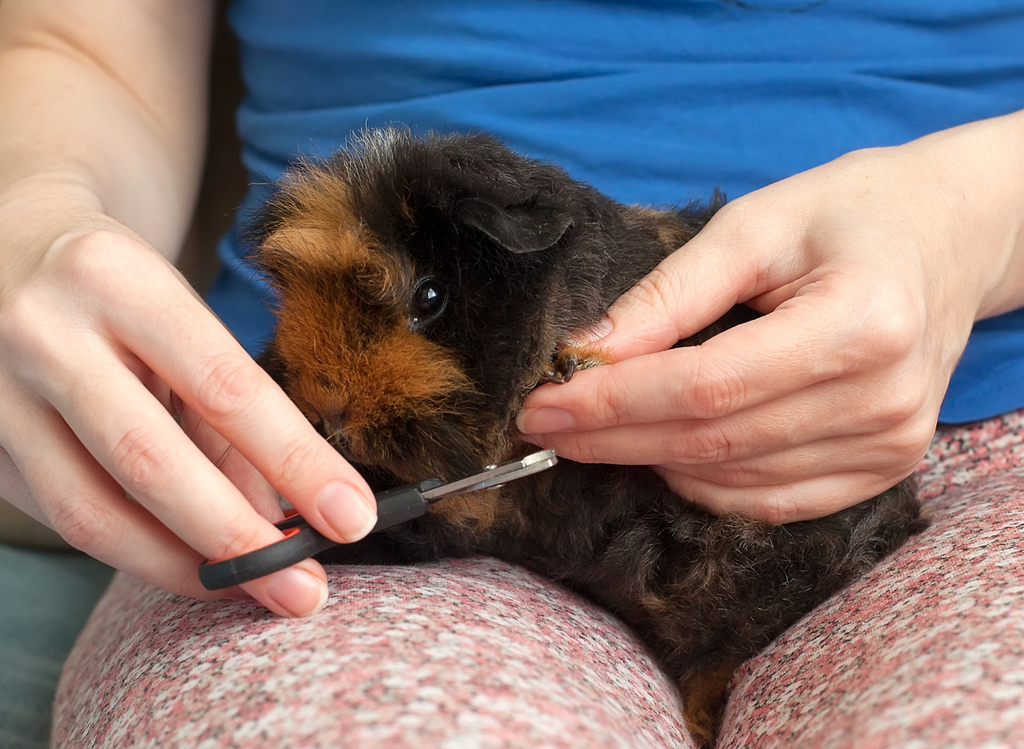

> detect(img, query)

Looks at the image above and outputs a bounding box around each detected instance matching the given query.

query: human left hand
[518,111,1024,523]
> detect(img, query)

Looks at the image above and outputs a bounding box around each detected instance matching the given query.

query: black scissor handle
[198,478,442,591]
[197,512,335,591]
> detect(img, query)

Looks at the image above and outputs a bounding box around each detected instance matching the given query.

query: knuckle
[854,299,923,366]
[269,434,328,490]
[595,376,632,428]
[57,231,129,289]
[748,492,801,525]
[705,199,767,258]
[666,423,736,464]
[683,360,745,420]
[873,378,929,430]
[705,197,743,232]
[624,266,680,319]
[631,269,672,311]
[905,417,938,455]
[570,365,633,430]
[51,496,111,552]
[889,418,935,469]
[193,353,265,422]
[109,424,172,493]
[565,433,604,465]
[888,394,926,431]
[707,461,758,489]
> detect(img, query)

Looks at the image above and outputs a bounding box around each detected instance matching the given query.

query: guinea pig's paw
[540,346,609,384]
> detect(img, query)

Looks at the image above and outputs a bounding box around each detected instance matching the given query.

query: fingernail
[265,566,328,617]
[318,481,377,542]
[517,407,576,434]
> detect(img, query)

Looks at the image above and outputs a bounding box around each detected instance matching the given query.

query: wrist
[910,110,1024,322]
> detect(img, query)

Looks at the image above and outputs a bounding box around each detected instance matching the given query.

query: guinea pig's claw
[539,350,577,384]
[540,347,608,385]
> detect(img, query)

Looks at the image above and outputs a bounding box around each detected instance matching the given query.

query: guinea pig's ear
[454,197,574,254]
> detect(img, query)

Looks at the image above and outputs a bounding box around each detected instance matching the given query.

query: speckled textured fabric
[52,410,1024,749]
[721,410,1024,749]
[52,559,691,749]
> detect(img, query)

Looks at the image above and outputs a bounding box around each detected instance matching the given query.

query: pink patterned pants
[52,410,1024,748]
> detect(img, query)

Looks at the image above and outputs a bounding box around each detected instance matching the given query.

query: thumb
[591,200,807,361]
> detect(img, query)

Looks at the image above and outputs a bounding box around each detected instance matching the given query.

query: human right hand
[0,0,379,617]
[0,214,378,618]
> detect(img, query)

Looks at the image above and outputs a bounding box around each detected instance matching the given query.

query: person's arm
[519,109,1024,523]
[0,0,377,617]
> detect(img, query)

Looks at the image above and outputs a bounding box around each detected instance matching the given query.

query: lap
[52,411,1024,749]
[52,558,692,749]
[723,411,1024,748]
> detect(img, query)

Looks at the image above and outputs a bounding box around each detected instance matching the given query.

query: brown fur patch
[626,205,690,250]
[275,300,476,473]
[624,198,723,253]
[427,490,504,530]
[258,165,364,268]
[255,163,479,478]
[681,660,740,748]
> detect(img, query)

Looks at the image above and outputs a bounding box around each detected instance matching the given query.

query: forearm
[0,0,214,261]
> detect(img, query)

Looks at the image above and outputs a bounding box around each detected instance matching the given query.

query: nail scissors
[198,449,557,590]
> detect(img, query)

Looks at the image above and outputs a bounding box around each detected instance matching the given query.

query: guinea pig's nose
[320,406,351,436]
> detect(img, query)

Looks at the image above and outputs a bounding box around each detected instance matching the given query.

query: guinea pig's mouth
[319,425,354,461]
[351,462,408,495]
[315,425,404,492]
[313,413,494,491]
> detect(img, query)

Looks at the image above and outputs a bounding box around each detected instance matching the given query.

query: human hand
[519,113,1024,523]
[0,217,377,617]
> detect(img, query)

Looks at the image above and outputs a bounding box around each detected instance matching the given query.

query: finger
[521,282,867,434]
[18,342,329,616]
[120,365,284,521]
[12,414,326,616]
[46,350,282,558]
[656,468,909,524]
[524,359,935,467]
[94,255,377,544]
[2,397,224,598]
[663,429,925,489]
[522,412,811,470]
[524,416,918,485]
[592,198,813,360]
[180,404,284,521]
[214,443,286,520]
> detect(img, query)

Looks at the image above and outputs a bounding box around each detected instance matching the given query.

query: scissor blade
[420,449,557,502]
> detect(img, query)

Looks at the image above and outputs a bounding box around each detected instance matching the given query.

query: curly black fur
[247,129,925,745]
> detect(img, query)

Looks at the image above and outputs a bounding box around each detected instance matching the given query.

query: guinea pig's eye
[410,277,448,328]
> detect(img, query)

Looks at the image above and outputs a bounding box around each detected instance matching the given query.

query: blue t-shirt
[206,0,1024,423]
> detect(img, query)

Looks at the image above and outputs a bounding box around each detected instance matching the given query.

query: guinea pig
[244,128,925,746]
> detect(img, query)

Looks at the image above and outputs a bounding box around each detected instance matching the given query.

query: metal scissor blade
[420,448,557,503]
